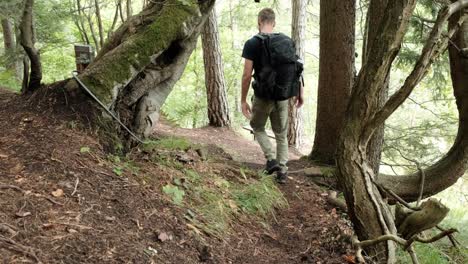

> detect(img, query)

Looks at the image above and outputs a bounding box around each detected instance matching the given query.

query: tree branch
[362,1,468,141]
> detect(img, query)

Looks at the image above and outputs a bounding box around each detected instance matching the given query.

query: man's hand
[242,101,252,120]
[295,96,304,108]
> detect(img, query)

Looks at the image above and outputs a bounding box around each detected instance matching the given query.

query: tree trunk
[310,0,355,164]
[74,0,90,45]
[288,0,306,148]
[94,0,105,49]
[19,0,42,93]
[108,0,122,39]
[377,3,468,202]
[337,1,468,262]
[1,18,18,74]
[65,0,216,142]
[126,0,133,18]
[364,0,389,174]
[201,9,231,127]
[86,10,100,51]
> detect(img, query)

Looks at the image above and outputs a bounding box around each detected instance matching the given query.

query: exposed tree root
[352,228,457,264]
[0,235,42,263]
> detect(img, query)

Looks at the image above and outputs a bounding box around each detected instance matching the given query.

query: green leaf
[113,166,123,176]
[80,146,91,153]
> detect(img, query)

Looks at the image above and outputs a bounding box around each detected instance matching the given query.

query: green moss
[82,0,200,104]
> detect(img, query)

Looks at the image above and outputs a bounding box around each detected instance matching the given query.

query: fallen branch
[0,235,41,263]
[0,185,26,193]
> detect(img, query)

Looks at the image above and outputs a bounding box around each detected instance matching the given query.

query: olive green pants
[250,96,289,170]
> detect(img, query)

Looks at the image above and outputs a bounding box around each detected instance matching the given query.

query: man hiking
[241,8,304,184]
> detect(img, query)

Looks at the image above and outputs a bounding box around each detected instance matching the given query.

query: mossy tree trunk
[65,0,215,142]
[336,1,468,262]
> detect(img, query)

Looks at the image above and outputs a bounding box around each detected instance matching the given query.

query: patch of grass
[144,136,192,151]
[233,175,288,217]
[166,168,287,238]
[397,244,450,264]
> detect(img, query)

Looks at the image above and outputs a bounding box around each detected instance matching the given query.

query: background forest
[0,0,466,262]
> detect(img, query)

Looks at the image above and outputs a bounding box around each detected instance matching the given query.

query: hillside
[0,88,353,264]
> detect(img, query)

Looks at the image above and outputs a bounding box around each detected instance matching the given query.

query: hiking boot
[276,170,288,184]
[265,159,281,175]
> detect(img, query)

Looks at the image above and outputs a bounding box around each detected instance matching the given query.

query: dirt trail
[0,88,352,264]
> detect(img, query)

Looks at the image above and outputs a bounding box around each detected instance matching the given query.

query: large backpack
[252,33,303,101]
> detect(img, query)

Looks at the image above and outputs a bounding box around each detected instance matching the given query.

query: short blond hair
[258,8,275,24]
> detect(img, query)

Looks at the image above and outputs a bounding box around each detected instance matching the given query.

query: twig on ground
[71,177,80,196]
[0,235,42,263]
[49,222,93,230]
[43,196,64,206]
[0,185,26,193]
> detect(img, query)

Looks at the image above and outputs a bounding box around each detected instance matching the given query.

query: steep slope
[0,88,352,264]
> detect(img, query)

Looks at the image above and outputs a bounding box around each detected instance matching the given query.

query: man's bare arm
[241,59,254,103]
[241,59,254,119]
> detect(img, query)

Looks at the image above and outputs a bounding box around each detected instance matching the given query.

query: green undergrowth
[142,136,288,238]
[181,169,287,238]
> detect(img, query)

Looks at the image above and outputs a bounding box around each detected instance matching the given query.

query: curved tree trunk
[287,0,306,148]
[337,1,468,263]
[377,4,468,202]
[65,0,215,141]
[310,0,355,164]
[201,9,231,127]
[19,0,42,93]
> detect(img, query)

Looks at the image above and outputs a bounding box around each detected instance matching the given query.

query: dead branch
[436,225,460,247]
[0,235,42,263]
[0,185,26,193]
[414,228,457,244]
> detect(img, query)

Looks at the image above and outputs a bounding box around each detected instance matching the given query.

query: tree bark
[337,1,468,263]
[201,9,231,127]
[126,0,132,18]
[310,0,355,164]
[19,0,42,93]
[377,3,468,202]
[94,0,105,49]
[288,0,306,148]
[74,0,90,45]
[86,10,100,51]
[1,18,17,73]
[65,0,216,141]
[108,0,122,39]
[364,0,389,174]
[337,1,417,260]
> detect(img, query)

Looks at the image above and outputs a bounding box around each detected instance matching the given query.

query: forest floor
[0,87,354,264]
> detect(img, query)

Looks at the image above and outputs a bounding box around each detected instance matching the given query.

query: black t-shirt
[241,36,262,76]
